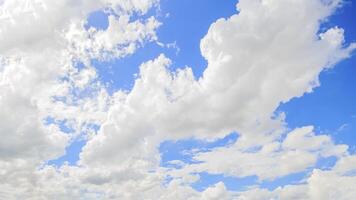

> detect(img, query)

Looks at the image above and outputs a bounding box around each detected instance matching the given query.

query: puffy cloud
[168,126,347,181]
[282,126,348,157]
[201,182,231,200]
[61,0,356,198]
[236,185,308,200]
[81,0,354,181]
[1,0,356,199]
[0,51,70,191]
[0,0,159,54]
[65,14,160,60]
[237,155,356,200]
[196,0,355,140]
[0,0,160,198]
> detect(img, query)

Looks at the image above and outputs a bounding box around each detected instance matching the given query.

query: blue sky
[46,0,356,194]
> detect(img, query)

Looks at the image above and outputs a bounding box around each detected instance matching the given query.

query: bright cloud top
[0,0,355,199]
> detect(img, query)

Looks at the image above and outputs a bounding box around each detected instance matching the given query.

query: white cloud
[66,14,160,60]
[168,126,347,181]
[0,0,160,198]
[237,155,356,200]
[201,182,230,200]
[81,0,355,171]
[77,0,355,196]
[1,0,356,199]
[0,0,158,49]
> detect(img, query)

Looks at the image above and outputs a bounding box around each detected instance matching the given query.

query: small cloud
[167,160,186,167]
[156,41,180,55]
[337,123,349,132]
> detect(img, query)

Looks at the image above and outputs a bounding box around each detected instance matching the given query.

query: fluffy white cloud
[65,14,160,60]
[80,0,354,181]
[0,0,158,54]
[0,51,70,193]
[1,0,356,199]
[0,0,160,198]
[237,155,356,200]
[201,182,231,200]
[170,126,347,181]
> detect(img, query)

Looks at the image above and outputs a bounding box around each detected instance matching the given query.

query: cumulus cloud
[237,155,356,200]
[171,126,347,181]
[0,0,158,52]
[0,0,356,199]
[0,0,160,198]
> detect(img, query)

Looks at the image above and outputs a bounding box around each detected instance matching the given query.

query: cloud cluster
[0,0,160,198]
[173,126,347,181]
[0,0,355,199]
[237,155,356,200]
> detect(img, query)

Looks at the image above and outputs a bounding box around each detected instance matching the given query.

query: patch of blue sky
[259,171,307,191]
[315,156,338,170]
[72,60,86,70]
[47,139,86,166]
[85,10,109,31]
[44,117,75,134]
[160,133,238,168]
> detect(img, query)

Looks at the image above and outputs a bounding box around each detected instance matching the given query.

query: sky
[0,0,356,199]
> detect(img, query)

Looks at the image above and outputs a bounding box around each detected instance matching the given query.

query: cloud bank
[0,0,355,199]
